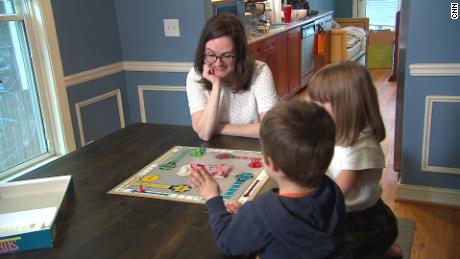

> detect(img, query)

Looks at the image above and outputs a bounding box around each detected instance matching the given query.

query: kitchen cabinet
[250,34,288,97]
[250,28,299,98]
[248,11,333,98]
[287,27,301,94]
[274,33,289,97]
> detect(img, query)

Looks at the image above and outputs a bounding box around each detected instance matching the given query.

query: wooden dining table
[5,123,275,259]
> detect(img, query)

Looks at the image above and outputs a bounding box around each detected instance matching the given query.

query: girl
[307,61,401,259]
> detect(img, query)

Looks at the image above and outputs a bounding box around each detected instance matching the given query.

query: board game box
[0,175,73,255]
[108,146,269,204]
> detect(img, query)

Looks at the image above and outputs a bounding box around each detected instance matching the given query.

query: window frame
[0,0,75,182]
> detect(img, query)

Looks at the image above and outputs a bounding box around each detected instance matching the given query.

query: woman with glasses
[186,13,278,141]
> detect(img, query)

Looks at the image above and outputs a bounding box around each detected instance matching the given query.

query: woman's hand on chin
[202,63,221,85]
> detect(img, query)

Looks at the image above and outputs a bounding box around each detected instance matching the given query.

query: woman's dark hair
[194,13,255,92]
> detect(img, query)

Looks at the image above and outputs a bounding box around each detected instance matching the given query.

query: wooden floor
[297,69,460,259]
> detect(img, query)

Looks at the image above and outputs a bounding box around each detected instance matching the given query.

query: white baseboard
[396,183,460,207]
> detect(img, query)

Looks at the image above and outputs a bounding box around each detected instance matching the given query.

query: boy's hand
[224,200,242,215]
[189,166,220,200]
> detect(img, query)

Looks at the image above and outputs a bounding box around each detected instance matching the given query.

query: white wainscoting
[396,183,460,207]
[409,63,460,76]
[422,96,460,175]
[75,89,125,146]
[123,61,192,73]
[137,85,186,123]
[402,63,460,206]
[64,61,193,87]
[65,62,124,87]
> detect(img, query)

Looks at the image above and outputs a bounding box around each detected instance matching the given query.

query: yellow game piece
[141,174,160,182]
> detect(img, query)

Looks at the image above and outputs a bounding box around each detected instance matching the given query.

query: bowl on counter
[292,9,307,20]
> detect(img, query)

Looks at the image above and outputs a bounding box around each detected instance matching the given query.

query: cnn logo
[452,3,458,19]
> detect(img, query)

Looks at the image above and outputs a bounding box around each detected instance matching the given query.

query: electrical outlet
[163,19,180,37]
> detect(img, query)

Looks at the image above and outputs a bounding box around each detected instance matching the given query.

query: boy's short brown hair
[260,100,336,187]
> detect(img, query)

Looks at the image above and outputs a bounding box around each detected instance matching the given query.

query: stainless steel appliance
[300,22,315,87]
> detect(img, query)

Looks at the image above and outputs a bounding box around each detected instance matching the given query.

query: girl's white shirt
[327,128,385,212]
[186,60,278,125]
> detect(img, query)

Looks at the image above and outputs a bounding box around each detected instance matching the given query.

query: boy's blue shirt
[205,175,348,259]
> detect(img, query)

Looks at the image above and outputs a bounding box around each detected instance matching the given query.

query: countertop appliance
[300,21,315,87]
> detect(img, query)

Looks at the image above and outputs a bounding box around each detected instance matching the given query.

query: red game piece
[138,185,145,193]
[248,159,263,168]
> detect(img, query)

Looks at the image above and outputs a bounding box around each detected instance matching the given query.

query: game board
[108,146,269,204]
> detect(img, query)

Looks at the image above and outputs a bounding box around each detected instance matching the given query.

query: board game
[108,146,269,204]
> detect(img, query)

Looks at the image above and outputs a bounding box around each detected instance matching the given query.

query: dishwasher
[300,22,316,87]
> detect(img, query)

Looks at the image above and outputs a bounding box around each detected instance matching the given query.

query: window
[0,0,75,181]
[354,0,400,30]
[366,0,399,30]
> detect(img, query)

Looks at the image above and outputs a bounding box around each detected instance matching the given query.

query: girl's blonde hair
[307,61,385,146]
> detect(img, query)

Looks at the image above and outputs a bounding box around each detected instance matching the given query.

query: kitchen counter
[247,10,333,44]
[247,10,333,99]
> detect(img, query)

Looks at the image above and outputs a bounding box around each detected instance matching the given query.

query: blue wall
[52,0,206,147]
[309,0,336,15]
[114,0,205,62]
[406,1,459,63]
[66,73,127,147]
[114,0,205,127]
[124,71,189,124]
[80,95,123,144]
[334,0,352,18]
[401,0,460,189]
[51,0,123,75]
[51,0,127,147]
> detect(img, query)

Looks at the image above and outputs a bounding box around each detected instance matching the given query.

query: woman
[186,13,278,141]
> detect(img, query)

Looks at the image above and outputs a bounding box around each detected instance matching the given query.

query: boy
[189,100,348,259]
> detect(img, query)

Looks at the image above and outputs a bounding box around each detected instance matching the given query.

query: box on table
[0,175,73,255]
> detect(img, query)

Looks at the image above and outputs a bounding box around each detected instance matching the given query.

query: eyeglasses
[204,53,236,64]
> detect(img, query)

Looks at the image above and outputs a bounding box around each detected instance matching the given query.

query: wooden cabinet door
[249,32,289,97]
[287,27,301,92]
[274,33,289,97]
[261,37,286,96]
[249,41,265,61]
[250,37,285,97]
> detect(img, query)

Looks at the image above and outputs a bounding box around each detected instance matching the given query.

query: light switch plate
[163,19,180,37]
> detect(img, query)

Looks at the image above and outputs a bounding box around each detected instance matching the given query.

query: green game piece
[191,149,204,157]
[200,144,206,153]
